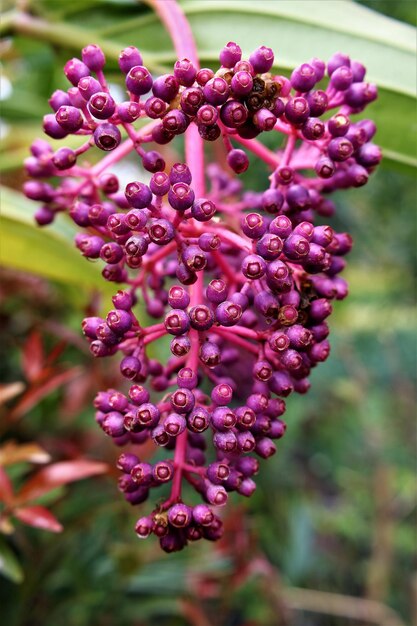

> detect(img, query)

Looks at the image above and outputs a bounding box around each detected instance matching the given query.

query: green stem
[0,11,167,73]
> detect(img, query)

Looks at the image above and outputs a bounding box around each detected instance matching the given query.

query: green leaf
[0,537,24,584]
[178,1,415,91]
[178,0,415,171]
[97,0,417,169]
[0,186,110,291]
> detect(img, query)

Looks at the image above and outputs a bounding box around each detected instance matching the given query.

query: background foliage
[0,1,415,625]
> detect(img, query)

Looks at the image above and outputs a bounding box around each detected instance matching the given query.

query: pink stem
[222,131,233,153]
[167,274,204,505]
[212,326,259,355]
[96,69,108,91]
[150,0,205,197]
[145,0,209,508]
[226,325,260,340]
[143,240,177,268]
[182,463,205,476]
[91,119,158,178]
[273,119,293,135]
[185,122,206,197]
[143,329,167,345]
[231,134,280,168]
[150,0,200,68]
[212,250,239,285]
[167,376,194,506]
[206,225,251,251]
[143,322,165,335]
[74,139,93,156]
[280,131,297,167]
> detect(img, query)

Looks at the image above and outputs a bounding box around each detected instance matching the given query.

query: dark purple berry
[306,90,328,117]
[290,63,317,92]
[189,305,214,330]
[150,171,170,196]
[215,301,242,327]
[171,388,195,414]
[162,109,188,134]
[152,74,179,102]
[328,52,351,76]
[180,86,204,115]
[94,123,121,151]
[198,124,221,142]
[88,92,115,119]
[164,309,190,336]
[125,181,152,209]
[168,183,195,211]
[227,149,249,174]
[168,285,190,309]
[253,108,277,131]
[52,147,77,170]
[231,70,253,96]
[220,100,248,128]
[126,66,153,95]
[191,198,216,222]
[285,97,310,125]
[169,163,192,185]
[328,137,354,162]
[147,219,174,245]
[330,65,353,91]
[302,118,325,140]
[174,58,197,86]
[241,213,266,239]
[203,77,229,105]
[120,356,141,380]
[55,106,83,132]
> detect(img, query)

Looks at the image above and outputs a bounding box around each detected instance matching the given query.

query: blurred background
[0,1,415,625]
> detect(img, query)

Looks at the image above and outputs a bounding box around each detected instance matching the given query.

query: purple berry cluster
[24,39,381,552]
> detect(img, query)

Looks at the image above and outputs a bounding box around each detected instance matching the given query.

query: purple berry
[290,63,317,92]
[64,58,90,85]
[220,42,242,68]
[174,58,197,86]
[203,77,229,105]
[249,46,274,73]
[227,149,249,174]
[126,66,153,95]
[82,44,105,71]
[94,123,121,151]
[168,182,195,211]
[88,92,116,119]
[119,47,143,73]
[55,106,83,132]
[152,74,179,102]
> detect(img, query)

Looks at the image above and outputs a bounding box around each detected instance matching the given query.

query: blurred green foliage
[359,0,417,25]
[0,1,415,626]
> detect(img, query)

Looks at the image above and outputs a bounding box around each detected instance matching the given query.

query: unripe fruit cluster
[24,41,380,552]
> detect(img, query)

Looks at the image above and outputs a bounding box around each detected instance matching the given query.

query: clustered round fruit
[24,40,381,552]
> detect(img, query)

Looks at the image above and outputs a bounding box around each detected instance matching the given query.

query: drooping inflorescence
[24,37,381,552]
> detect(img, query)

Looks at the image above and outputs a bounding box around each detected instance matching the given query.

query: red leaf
[9,367,83,421]
[15,460,109,504]
[0,467,13,505]
[44,340,67,368]
[14,506,63,533]
[21,331,44,383]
